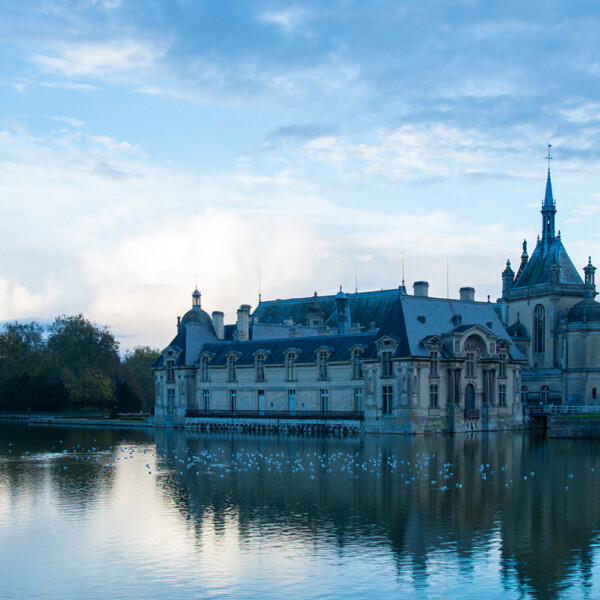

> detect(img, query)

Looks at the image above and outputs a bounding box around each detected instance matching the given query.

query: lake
[1,422,599,599]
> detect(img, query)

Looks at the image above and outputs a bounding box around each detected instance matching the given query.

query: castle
[151,163,599,432]
[499,166,600,406]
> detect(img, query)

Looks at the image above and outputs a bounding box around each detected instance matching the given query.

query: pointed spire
[541,144,556,242]
[543,166,554,210]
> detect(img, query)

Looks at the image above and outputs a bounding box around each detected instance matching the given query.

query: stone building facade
[499,166,600,406]
[152,284,525,433]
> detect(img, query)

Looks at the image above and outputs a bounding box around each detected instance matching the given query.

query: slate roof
[151,320,217,368]
[512,236,583,288]
[252,288,401,328]
[153,288,523,369]
[391,295,521,359]
[199,332,379,366]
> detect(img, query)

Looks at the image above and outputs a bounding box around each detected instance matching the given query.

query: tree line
[0,314,160,413]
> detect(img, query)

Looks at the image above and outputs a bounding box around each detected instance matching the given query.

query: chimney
[212,311,224,340]
[236,305,251,341]
[413,281,429,297]
[460,287,475,302]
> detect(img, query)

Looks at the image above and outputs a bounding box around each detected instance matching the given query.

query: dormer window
[255,353,265,382]
[227,354,238,382]
[351,348,364,379]
[317,350,329,380]
[285,351,298,381]
[200,355,209,381]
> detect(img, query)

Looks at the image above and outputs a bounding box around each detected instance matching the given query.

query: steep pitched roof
[252,288,401,328]
[388,295,521,358]
[512,236,583,288]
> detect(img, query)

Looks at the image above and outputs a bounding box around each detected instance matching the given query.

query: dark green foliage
[0,315,154,414]
[122,346,160,411]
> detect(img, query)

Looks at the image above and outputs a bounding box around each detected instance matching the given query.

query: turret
[192,288,201,309]
[502,260,515,296]
[335,286,350,333]
[584,257,597,298]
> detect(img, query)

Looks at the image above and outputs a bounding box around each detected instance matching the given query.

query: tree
[48,314,119,377]
[0,321,50,410]
[61,368,113,409]
[122,346,160,411]
[47,315,119,408]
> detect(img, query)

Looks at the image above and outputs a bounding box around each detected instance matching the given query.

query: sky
[2,0,600,351]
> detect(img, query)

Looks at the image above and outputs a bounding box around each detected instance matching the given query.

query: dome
[507,319,529,339]
[180,288,213,328]
[180,306,213,328]
[567,299,600,323]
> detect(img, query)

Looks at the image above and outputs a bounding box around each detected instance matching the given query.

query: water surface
[1,423,599,599]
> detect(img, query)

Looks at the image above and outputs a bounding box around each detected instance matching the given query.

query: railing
[185,409,364,421]
[525,405,600,416]
[464,409,480,419]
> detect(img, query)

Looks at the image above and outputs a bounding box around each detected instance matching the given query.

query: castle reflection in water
[152,429,600,600]
[2,424,599,599]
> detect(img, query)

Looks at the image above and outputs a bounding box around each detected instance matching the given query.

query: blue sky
[2,0,600,349]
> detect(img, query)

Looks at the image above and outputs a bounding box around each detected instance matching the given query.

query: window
[429,351,439,377]
[381,352,393,378]
[200,356,210,382]
[521,385,529,403]
[540,385,549,404]
[203,389,210,411]
[227,355,237,382]
[288,390,296,413]
[255,353,265,382]
[382,385,393,415]
[465,383,476,411]
[594,388,597,400]
[166,359,175,383]
[534,304,545,354]
[499,384,506,406]
[285,353,297,381]
[354,388,363,412]
[320,389,328,412]
[167,388,175,414]
[429,384,439,408]
[466,352,476,379]
[229,390,237,412]
[351,349,363,379]
[317,351,329,380]
[499,354,507,379]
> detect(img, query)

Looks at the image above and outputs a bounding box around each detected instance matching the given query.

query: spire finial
[546,143,552,172]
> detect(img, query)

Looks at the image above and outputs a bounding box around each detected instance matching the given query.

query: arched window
[255,353,265,382]
[351,348,364,379]
[227,355,237,382]
[285,352,297,381]
[317,350,329,380]
[533,304,545,354]
[465,383,476,410]
[200,356,210,382]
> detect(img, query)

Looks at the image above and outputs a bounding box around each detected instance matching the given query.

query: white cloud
[258,8,310,34]
[32,39,166,80]
[51,116,86,127]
